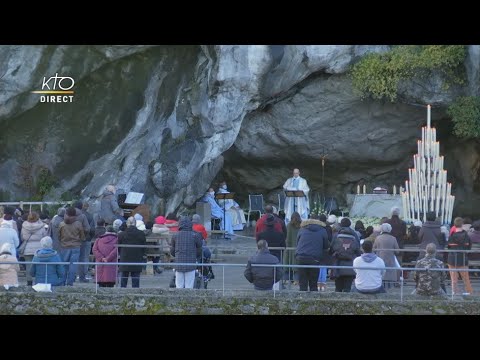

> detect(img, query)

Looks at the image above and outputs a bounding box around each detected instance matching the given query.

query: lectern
[284,190,305,214]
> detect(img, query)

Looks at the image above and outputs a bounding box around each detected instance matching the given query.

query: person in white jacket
[353,240,386,294]
[0,222,19,258]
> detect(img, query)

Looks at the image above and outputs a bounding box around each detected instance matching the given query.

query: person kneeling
[244,240,283,290]
[412,243,447,296]
[352,240,386,294]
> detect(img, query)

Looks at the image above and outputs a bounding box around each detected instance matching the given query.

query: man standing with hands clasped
[283,168,310,223]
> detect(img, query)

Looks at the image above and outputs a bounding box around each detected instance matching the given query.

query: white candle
[450,195,455,224]
[357,185,360,194]
[363,184,366,194]
[427,151,431,203]
[427,104,431,128]
[393,185,397,195]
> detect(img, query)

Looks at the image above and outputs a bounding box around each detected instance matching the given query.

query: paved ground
[21,225,480,300]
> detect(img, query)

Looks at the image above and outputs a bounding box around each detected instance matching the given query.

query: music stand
[284,190,305,214]
[215,192,235,239]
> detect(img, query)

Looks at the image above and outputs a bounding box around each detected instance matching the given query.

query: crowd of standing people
[0,180,479,297]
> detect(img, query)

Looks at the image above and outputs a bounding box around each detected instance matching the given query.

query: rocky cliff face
[0,45,479,218]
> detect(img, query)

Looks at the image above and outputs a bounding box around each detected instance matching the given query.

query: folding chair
[247,194,264,227]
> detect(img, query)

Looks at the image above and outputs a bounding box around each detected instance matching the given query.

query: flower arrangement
[350,217,382,228]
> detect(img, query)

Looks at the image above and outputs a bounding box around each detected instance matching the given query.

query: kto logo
[31,73,75,103]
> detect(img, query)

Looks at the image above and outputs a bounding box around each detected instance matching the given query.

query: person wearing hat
[0,243,20,288]
[372,223,400,289]
[134,213,146,232]
[338,217,360,245]
[257,214,286,263]
[30,236,64,287]
[170,216,203,289]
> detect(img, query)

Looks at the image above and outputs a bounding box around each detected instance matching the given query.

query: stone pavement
[18,225,480,299]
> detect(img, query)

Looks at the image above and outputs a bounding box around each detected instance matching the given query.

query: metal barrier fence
[5,258,480,301]
[0,201,73,213]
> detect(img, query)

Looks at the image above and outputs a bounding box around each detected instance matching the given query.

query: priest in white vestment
[217,181,247,231]
[283,168,310,223]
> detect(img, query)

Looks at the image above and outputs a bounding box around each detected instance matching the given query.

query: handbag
[18,234,33,256]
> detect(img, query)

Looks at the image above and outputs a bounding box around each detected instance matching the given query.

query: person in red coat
[192,214,208,240]
[165,213,179,232]
[192,214,211,261]
[92,226,118,287]
[255,205,286,241]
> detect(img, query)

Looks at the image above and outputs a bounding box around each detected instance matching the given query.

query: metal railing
[0,201,73,213]
[6,258,480,302]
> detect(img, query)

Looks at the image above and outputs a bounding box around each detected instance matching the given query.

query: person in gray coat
[99,185,124,224]
[418,211,444,260]
[373,223,400,288]
[49,208,65,251]
[170,216,203,289]
[244,240,283,290]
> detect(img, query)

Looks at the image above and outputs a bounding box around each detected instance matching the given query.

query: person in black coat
[257,214,286,262]
[447,217,473,295]
[118,217,147,288]
[244,240,283,290]
[295,218,329,291]
[330,230,361,292]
